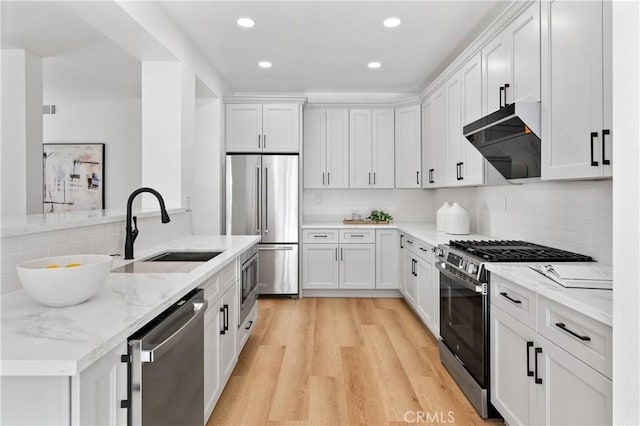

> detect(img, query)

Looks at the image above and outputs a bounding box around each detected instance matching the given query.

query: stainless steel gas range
[435,240,593,418]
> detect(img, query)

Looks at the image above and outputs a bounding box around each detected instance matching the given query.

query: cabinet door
[262,104,300,153]
[541,0,604,180]
[601,0,612,178]
[416,258,435,334]
[536,335,612,426]
[508,2,541,103]
[226,104,262,152]
[483,33,510,114]
[445,73,462,186]
[395,105,422,188]
[403,252,417,306]
[421,97,437,188]
[220,284,238,381]
[303,243,339,289]
[78,341,128,426]
[376,229,398,289]
[460,53,485,186]
[372,109,395,188]
[349,109,373,188]
[303,108,326,188]
[433,89,448,186]
[326,109,350,188]
[491,307,538,426]
[204,299,223,418]
[339,244,375,289]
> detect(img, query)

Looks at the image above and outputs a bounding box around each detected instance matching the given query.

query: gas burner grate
[449,240,593,262]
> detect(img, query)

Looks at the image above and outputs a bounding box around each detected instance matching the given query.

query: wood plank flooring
[207,297,502,425]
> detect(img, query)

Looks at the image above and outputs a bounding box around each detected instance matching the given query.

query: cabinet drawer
[339,229,375,244]
[202,261,237,307]
[402,234,418,254]
[303,228,339,243]
[491,275,537,329]
[416,241,434,262]
[538,296,612,379]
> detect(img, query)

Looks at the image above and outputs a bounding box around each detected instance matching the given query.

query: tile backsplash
[1,211,192,294]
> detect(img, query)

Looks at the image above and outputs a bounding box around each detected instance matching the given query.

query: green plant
[368,210,393,223]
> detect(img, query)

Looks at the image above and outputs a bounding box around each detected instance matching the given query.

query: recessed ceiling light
[383,17,402,28]
[258,61,272,68]
[237,17,255,28]
[368,62,382,69]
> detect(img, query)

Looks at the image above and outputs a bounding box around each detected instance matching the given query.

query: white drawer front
[416,241,434,263]
[339,229,375,244]
[538,296,612,379]
[491,275,537,329]
[302,228,339,243]
[402,234,417,254]
[202,261,236,306]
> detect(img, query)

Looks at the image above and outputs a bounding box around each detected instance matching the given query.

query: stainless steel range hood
[463,102,541,180]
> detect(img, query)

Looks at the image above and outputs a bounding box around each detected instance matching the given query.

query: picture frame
[43,143,105,213]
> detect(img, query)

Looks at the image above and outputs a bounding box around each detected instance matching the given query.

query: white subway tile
[20,229,71,251]
[1,237,21,255]
[71,225,108,241]
[47,240,92,257]
[1,248,49,275]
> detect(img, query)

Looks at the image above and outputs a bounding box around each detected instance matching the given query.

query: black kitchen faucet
[124,187,170,259]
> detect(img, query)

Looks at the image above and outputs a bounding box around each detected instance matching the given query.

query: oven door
[438,263,488,387]
[240,251,259,325]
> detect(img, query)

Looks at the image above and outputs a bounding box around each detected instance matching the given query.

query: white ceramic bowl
[16,255,113,307]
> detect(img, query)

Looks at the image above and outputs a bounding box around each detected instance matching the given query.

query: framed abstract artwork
[43,143,105,213]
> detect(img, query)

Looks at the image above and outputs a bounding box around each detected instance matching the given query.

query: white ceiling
[1,1,141,99]
[160,1,509,94]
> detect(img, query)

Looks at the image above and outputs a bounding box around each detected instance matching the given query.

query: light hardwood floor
[207,297,502,425]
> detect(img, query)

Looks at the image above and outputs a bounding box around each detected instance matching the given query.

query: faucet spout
[124,187,171,259]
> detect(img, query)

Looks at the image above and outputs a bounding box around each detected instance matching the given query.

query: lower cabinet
[491,305,612,425]
[402,250,417,305]
[302,243,340,289]
[339,243,375,289]
[415,257,437,336]
[375,229,398,289]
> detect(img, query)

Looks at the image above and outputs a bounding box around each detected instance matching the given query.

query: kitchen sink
[143,251,223,262]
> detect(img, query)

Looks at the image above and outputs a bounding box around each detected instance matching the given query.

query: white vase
[447,202,470,235]
[436,202,452,232]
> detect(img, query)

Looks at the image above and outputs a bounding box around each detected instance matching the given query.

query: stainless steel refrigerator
[226,154,298,295]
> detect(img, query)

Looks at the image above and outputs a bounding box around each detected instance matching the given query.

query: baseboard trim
[302,289,403,298]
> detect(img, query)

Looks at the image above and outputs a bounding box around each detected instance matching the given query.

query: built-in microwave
[239,245,259,326]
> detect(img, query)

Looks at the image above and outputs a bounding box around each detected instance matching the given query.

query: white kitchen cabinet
[421,96,436,188]
[541,0,612,180]
[349,109,394,188]
[226,103,300,153]
[483,2,540,114]
[459,53,486,186]
[302,243,340,289]
[204,297,223,418]
[402,250,417,306]
[395,104,422,188]
[340,243,376,289]
[303,109,349,189]
[431,89,448,187]
[76,341,128,426]
[375,229,399,289]
[220,284,238,381]
[415,257,437,336]
[444,73,461,186]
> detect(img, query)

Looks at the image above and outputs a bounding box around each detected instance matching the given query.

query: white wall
[42,98,142,211]
[612,1,640,423]
[1,50,42,217]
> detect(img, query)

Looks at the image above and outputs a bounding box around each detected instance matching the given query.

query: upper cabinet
[483,2,541,114]
[350,109,394,188]
[303,108,349,189]
[226,103,300,153]
[541,0,612,180]
[395,105,422,188]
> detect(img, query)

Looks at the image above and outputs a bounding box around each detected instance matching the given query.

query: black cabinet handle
[429,168,434,184]
[590,132,599,166]
[534,347,543,384]
[224,304,229,332]
[414,259,418,277]
[369,172,371,185]
[500,291,522,304]
[373,172,375,185]
[602,129,610,165]
[258,134,261,148]
[526,341,534,377]
[335,247,338,261]
[220,306,226,335]
[458,162,464,180]
[555,322,591,341]
[328,172,331,186]
[411,259,415,276]
[499,86,505,109]
[263,134,267,148]
[322,172,325,185]
[416,171,420,185]
[504,83,510,106]
[400,234,404,249]
[245,320,254,330]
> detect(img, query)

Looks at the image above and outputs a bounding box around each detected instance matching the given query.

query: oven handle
[436,262,484,293]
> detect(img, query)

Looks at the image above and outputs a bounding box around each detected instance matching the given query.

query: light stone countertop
[0,234,260,377]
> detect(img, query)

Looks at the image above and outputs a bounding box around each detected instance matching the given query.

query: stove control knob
[459,260,467,269]
[467,263,478,274]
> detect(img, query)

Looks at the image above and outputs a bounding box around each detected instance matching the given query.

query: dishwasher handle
[141,299,207,363]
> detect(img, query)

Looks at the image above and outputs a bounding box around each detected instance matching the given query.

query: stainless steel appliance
[436,240,593,418]
[226,154,299,295]
[463,102,541,180]
[128,289,207,426]
[239,245,259,325]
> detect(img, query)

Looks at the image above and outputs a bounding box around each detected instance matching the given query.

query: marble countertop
[1,235,260,377]
[1,208,187,237]
[486,263,613,326]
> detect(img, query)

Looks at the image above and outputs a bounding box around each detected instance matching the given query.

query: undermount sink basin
[143,251,223,262]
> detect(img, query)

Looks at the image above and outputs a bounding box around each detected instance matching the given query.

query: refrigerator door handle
[264,167,269,233]
[256,166,261,234]
[257,246,294,251]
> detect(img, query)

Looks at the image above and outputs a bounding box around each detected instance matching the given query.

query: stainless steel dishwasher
[128,289,207,426]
